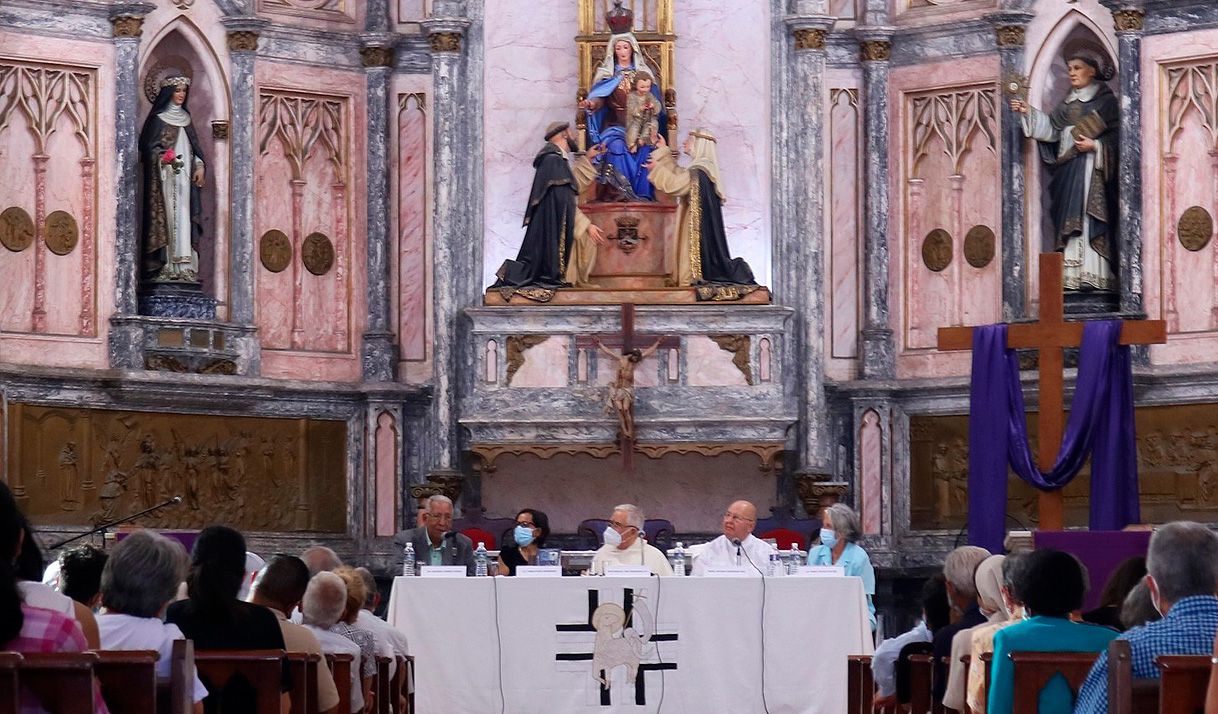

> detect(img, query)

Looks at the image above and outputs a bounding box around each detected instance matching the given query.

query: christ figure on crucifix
[597,339,661,442]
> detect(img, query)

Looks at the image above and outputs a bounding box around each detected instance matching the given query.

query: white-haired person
[590,504,672,576]
[808,503,876,629]
[930,545,991,705]
[301,572,366,714]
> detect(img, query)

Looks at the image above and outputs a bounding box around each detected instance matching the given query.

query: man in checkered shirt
[1073,522,1218,714]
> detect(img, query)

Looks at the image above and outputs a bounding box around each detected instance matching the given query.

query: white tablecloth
[388,575,873,714]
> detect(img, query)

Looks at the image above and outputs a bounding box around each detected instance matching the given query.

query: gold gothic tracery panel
[5,405,347,533]
[910,404,1218,532]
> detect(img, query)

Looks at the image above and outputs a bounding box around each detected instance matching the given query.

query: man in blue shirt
[1073,521,1218,714]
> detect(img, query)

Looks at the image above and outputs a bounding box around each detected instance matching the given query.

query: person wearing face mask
[688,500,776,576]
[589,504,673,576]
[497,509,550,576]
[807,503,876,629]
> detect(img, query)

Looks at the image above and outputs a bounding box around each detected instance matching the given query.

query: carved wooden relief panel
[828,87,861,367]
[258,0,356,24]
[0,59,97,337]
[6,404,347,532]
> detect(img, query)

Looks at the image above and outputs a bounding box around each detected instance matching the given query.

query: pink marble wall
[859,409,882,535]
[482,1,773,288]
[509,337,569,388]
[255,63,367,382]
[479,451,778,533]
[375,411,398,537]
[394,83,432,383]
[827,72,862,381]
[890,57,1002,379]
[0,33,115,370]
[685,337,749,387]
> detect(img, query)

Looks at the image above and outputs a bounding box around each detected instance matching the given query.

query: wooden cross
[936,253,1166,531]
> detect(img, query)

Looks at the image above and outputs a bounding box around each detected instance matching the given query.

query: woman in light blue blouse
[808,503,876,629]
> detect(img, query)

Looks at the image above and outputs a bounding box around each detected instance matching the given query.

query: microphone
[732,538,742,567]
[733,538,765,576]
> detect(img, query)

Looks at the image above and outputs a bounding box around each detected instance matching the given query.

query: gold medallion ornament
[964,225,996,268]
[0,207,35,252]
[259,229,292,273]
[302,232,335,276]
[44,211,79,256]
[1178,206,1214,252]
[1003,73,1030,101]
[922,229,953,272]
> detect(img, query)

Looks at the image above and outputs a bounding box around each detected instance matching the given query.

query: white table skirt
[388,575,873,714]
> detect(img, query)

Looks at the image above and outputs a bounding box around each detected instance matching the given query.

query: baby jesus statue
[625,75,659,154]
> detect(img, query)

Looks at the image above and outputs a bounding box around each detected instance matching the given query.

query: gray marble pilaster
[1108,3,1146,318]
[987,12,1034,321]
[222,17,267,375]
[857,28,895,379]
[422,3,472,475]
[361,35,398,382]
[784,5,836,477]
[106,3,154,370]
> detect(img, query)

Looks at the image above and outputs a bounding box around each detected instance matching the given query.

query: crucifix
[936,253,1166,531]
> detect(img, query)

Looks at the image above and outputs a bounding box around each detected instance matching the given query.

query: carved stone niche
[793,471,849,518]
[111,315,256,376]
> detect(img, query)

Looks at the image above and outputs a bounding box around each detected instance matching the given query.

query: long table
[388,575,873,713]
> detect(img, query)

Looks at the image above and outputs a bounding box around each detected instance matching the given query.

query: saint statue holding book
[1010,41,1119,293]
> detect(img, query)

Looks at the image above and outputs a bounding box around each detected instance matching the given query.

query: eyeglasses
[609,520,638,531]
[723,512,755,523]
[427,512,453,521]
[516,521,536,529]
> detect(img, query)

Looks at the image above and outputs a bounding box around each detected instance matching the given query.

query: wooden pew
[163,639,196,714]
[400,655,415,714]
[0,652,21,714]
[907,653,938,714]
[286,652,319,714]
[18,651,100,714]
[194,649,285,713]
[1156,655,1209,714]
[1106,639,1158,714]
[325,652,355,714]
[375,655,393,714]
[846,654,873,714]
[389,655,406,714]
[93,649,159,714]
[1008,651,1098,714]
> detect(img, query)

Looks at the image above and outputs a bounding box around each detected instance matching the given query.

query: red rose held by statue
[161,149,176,163]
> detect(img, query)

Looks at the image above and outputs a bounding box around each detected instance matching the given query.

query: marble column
[1108,3,1146,317]
[784,5,836,478]
[857,29,895,379]
[107,3,155,370]
[222,17,268,373]
[988,12,1034,321]
[422,3,471,477]
[361,34,398,382]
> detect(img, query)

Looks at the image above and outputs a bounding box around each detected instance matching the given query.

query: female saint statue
[140,76,206,283]
[1010,43,1119,293]
[578,33,666,201]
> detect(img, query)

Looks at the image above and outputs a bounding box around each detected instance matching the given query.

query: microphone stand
[47,496,182,550]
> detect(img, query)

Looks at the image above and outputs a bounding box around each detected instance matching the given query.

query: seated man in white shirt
[301,572,365,714]
[589,504,673,576]
[689,500,776,576]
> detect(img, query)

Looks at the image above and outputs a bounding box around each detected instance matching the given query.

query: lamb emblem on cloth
[590,596,654,687]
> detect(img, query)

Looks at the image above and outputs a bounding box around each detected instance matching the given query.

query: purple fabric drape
[967,322,1140,552]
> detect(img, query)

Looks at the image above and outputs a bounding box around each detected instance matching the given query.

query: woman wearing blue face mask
[497,509,550,576]
[808,503,876,629]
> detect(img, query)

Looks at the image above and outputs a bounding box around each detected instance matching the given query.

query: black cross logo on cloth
[555,587,678,706]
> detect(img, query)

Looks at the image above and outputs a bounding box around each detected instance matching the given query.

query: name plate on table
[604,565,653,577]
[516,566,562,577]
[703,566,751,577]
[420,566,467,578]
[795,565,845,577]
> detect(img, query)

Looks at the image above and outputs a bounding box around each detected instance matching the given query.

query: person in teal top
[987,549,1118,714]
[807,503,876,630]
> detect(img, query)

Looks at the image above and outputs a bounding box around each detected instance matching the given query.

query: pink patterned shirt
[4,604,110,714]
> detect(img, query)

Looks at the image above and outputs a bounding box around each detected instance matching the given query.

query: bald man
[690,500,777,576]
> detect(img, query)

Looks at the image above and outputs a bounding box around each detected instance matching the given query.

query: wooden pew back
[846,654,873,714]
[286,652,318,714]
[1156,655,1209,714]
[0,652,22,714]
[1008,651,1098,714]
[325,652,354,714]
[93,649,159,714]
[193,649,285,713]
[18,651,100,714]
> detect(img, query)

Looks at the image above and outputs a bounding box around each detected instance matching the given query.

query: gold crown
[161,76,192,88]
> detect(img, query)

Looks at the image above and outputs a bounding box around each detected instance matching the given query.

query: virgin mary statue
[140,76,206,283]
[579,32,666,201]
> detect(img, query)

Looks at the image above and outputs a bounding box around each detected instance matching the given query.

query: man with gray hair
[302,572,365,714]
[353,567,409,659]
[590,504,673,575]
[1074,522,1218,713]
[392,494,475,575]
[301,545,342,576]
[931,545,991,703]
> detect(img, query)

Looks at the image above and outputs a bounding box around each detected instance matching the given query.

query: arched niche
[138,18,231,304]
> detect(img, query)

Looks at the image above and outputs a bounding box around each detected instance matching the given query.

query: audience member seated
[689,500,774,576]
[497,508,550,576]
[944,554,1012,711]
[238,551,266,601]
[987,548,1117,714]
[15,519,100,648]
[931,545,991,703]
[96,530,207,713]
[353,567,409,659]
[393,495,475,575]
[166,525,291,714]
[1081,556,1146,631]
[301,546,343,576]
[873,573,950,710]
[58,544,107,610]
[807,503,876,628]
[590,504,673,576]
[967,552,1026,714]
[301,572,365,713]
[1119,580,1160,631]
[332,567,377,706]
[1074,521,1218,714]
[0,482,110,713]
[248,555,341,714]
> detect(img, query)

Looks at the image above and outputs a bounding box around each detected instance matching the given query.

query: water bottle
[767,552,781,577]
[402,543,416,577]
[787,548,802,575]
[475,542,488,577]
[672,542,686,577]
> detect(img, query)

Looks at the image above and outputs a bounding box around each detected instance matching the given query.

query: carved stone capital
[1112,8,1146,32]
[227,31,260,52]
[860,39,892,62]
[111,15,144,38]
[793,471,850,518]
[361,46,395,67]
[428,32,463,53]
[409,469,465,504]
[793,28,828,51]
[995,25,1026,47]
[211,120,230,140]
